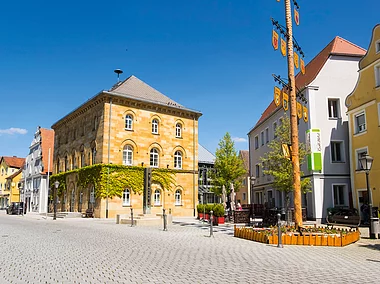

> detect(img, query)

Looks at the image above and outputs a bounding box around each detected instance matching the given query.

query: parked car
[6,202,24,215]
[326,207,360,227]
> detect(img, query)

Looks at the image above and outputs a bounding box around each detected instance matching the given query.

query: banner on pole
[306,129,322,171]
[281,38,286,57]
[272,30,279,50]
[282,91,289,111]
[294,52,299,69]
[274,86,281,107]
[297,102,302,118]
[300,58,305,74]
[294,9,300,26]
[303,105,308,122]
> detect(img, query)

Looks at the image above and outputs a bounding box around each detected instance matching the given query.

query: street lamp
[358,154,375,239]
[53,180,59,220]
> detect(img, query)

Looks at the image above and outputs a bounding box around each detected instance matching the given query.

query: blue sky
[0,0,378,157]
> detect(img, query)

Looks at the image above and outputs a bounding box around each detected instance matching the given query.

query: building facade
[248,37,366,223]
[5,169,22,204]
[51,75,202,218]
[21,127,54,214]
[345,24,380,216]
[198,144,216,204]
[235,150,251,206]
[0,156,25,209]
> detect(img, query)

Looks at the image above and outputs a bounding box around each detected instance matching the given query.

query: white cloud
[0,128,28,135]
[232,137,247,143]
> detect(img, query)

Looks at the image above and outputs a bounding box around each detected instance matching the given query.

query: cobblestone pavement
[0,212,379,284]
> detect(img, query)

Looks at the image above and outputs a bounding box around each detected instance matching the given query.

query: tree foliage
[260,116,311,206]
[211,132,247,195]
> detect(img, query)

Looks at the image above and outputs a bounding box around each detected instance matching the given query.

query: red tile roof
[40,128,54,174]
[252,36,366,130]
[1,156,25,169]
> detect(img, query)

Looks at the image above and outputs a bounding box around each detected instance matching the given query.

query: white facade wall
[249,55,361,222]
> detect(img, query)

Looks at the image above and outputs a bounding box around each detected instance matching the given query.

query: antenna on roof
[114,69,123,82]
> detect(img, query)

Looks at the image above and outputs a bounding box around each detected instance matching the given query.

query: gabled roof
[109,75,183,108]
[198,144,215,164]
[239,150,249,170]
[1,156,25,169]
[251,36,366,131]
[5,168,22,180]
[40,128,54,174]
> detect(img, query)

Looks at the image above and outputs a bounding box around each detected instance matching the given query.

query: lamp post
[358,154,374,239]
[53,180,59,220]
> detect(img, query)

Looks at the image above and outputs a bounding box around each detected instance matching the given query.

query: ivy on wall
[50,164,177,199]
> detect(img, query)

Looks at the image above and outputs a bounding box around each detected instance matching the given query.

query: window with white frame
[273,122,277,139]
[125,115,133,130]
[254,136,259,149]
[174,150,182,169]
[375,65,380,87]
[123,145,133,166]
[376,40,380,53]
[150,148,159,167]
[176,123,182,138]
[265,128,269,143]
[242,192,246,201]
[331,141,343,163]
[356,148,368,170]
[333,185,346,206]
[175,189,181,205]
[328,98,340,119]
[122,189,131,206]
[354,112,366,134]
[261,131,264,146]
[255,164,260,178]
[152,119,159,134]
[154,189,161,205]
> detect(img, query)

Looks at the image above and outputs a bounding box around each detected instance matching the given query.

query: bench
[85,208,94,218]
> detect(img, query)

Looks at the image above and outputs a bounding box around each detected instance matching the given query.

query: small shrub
[197,204,205,213]
[213,204,225,217]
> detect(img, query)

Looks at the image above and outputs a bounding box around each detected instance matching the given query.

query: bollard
[210,210,214,237]
[277,213,283,248]
[130,208,134,227]
[163,208,167,231]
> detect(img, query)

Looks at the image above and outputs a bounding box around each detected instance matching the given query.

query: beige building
[235,150,250,206]
[51,75,202,218]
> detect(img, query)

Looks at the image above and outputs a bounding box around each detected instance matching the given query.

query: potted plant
[212,203,225,225]
[197,204,205,219]
[205,204,213,220]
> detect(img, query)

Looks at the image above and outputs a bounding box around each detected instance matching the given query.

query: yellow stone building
[51,75,202,218]
[0,156,25,208]
[346,24,380,215]
[5,169,23,203]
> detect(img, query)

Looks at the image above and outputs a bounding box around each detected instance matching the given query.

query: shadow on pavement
[358,243,380,251]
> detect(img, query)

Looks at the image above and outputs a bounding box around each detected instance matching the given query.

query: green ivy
[50,164,177,199]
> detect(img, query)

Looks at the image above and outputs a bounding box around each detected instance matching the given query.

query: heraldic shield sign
[281,38,286,57]
[303,105,308,122]
[272,30,279,50]
[274,86,281,107]
[282,91,289,111]
[297,102,302,118]
[294,52,299,69]
[300,58,305,74]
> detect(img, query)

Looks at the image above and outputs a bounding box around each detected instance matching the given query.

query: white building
[248,36,366,223]
[22,127,54,214]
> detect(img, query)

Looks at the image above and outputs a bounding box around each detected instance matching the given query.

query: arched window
[175,189,181,205]
[123,145,133,166]
[175,123,182,138]
[174,150,182,169]
[64,156,69,172]
[73,155,77,169]
[152,119,159,134]
[92,148,96,165]
[81,151,85,168]
[154,189,161,205]
[125,115,133,130]
[123,189,131,206]
[150,148,159,167]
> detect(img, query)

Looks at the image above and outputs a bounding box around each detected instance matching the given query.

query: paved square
[0,212,379,283]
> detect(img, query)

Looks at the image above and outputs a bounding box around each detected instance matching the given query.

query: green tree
[260,116,311,212]
[211,132,247,195]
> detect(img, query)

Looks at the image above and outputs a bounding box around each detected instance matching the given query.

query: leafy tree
[210,132,247,195]
[260,116,311,212]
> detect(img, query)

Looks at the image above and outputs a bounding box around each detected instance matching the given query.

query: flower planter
[198,213,204,219]
[216,216,225,224]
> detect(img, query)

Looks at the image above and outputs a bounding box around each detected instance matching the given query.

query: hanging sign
[300,58,305,74]
[281,38,286,57]
[274,86,281,106]
[306,129,322,171]
[294,9,300,26]
[272,30,279,50]
[282,91,289,111]
[297,102,302,118]
[303,105,308,122]
[294,52,299,69]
